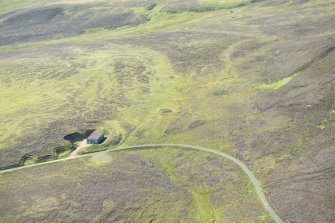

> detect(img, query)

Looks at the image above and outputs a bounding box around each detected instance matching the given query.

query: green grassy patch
[257,72,299,90]
[199,0,250,11]
[53,144,75,158]
[20,144,75,166]
[317,123,325,130]
[21,154,39,166]
[192,187,221,223]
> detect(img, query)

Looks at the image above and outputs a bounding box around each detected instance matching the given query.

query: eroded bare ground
[0,0,335,222]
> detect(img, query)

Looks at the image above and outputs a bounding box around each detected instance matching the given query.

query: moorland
[0,0,334,222]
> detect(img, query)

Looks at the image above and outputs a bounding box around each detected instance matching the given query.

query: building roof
[87,131,104,140]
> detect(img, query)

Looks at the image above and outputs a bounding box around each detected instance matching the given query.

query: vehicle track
[0,144,284,223]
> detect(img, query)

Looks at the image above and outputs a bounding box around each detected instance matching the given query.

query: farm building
[87,131,104,144]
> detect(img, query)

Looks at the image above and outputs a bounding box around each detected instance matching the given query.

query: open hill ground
[0,0,334,222]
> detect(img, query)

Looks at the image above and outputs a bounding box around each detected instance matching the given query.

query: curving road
[0,144,284,223]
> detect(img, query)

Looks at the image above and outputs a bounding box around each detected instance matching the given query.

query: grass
[317,123,326,130]
[199,0,250,10]
[0,42,187,162]
[316,109,335,130]
[88,152,113,166]
[256,72,300,90]
[19,144,74,166]
[21,154,39,166]
[192,188,221,223]
[84,4,203,37]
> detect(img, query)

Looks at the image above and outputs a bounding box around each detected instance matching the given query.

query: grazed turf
[0,43,186,167]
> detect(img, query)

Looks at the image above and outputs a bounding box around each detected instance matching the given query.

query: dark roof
[87,131,103,140]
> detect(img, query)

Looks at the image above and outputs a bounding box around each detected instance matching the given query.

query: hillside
[0,0,334,222]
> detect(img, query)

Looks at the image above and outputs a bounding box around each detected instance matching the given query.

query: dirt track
[68,140,89,158]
